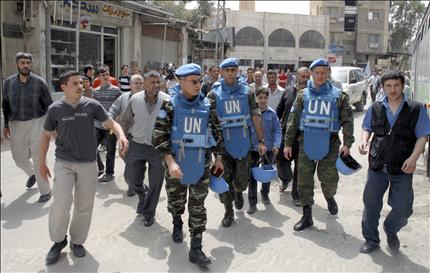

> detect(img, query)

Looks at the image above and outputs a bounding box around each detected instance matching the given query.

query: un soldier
[207,58,267,227]
[152,63,223,266]
[284,59,354,231]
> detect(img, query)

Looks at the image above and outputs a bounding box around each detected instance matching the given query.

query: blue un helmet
[336,153,362,175]
[251,154,278,183]
[209,175,229,193]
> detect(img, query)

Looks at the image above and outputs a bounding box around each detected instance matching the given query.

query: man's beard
[18,67,30,75]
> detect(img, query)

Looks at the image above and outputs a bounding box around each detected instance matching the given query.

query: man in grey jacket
[109,74,144,196]
[120,71,169,226]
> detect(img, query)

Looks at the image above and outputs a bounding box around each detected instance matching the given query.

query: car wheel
[354,93,366,112]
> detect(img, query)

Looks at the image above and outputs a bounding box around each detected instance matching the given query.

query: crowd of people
[1,51,429,268]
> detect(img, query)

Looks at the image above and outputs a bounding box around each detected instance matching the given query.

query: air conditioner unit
[369,43,379,48]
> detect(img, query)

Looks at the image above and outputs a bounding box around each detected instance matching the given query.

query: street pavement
[1,100,429,273]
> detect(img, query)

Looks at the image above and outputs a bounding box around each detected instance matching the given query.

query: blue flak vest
[171,92,216,185]
[168,84,181,97]
[212,80,252,159]
[299,81,340,161]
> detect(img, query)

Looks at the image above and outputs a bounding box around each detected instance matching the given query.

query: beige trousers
[49,159,98,244]
[8,116,50,195]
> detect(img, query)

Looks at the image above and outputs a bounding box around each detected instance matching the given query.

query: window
[240,59,252,66]
[353,70,364,81]
[368,34,379,48]
[299,30,325,49]
[235,27,264,46]
[330,32,342,45]
[344,15,356,31]
[327,7,339,18]
[368,11,380,21]
[268,29,295,47]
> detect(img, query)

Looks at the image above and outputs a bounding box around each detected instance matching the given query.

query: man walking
[120,71,169,226]
[92,66,122,182]
[40,71,128,265]
[109,74,144,196]
[152,64,224,266]
[207,58,267,227]
[266,70,285,109]
[284,59,355,231]
[358,71,430,253]
[276,67,310,206]
[2,52,53,202]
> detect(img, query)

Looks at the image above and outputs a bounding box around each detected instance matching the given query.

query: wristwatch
[259,138,266,144]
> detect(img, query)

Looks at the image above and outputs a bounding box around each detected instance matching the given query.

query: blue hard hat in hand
[336,153,362,176]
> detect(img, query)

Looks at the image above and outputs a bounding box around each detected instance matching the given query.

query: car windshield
[331,69,348,83]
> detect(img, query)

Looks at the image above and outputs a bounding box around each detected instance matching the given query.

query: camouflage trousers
[219,151,250,204]
[165,168,210,239]
[298,135,340,207]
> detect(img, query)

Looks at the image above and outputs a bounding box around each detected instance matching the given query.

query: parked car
[330,66,368,112]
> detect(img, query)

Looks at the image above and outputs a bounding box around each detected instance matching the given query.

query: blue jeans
[248,151,273,206]
[361,167,414,244]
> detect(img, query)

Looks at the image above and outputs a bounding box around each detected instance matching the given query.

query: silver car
[331,66,368,112]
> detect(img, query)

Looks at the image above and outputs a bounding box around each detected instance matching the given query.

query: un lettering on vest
[308,100,332,116]
[224,100,241,114]
[184,117,202,134]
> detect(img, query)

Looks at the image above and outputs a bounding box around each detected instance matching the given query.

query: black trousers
[95,128,117,175]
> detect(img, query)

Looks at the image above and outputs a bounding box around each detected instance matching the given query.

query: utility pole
[215,0,225,63]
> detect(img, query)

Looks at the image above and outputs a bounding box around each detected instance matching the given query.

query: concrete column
[121,26,132,67]
[133,14,142,68]
[181,26,188,66]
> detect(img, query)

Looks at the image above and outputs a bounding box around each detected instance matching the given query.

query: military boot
[189,237,211,266]
[293,205,314,231]
[325,197,338,215]
[221,202,234,228]
[172,215,183,243]
[234,191,244,210]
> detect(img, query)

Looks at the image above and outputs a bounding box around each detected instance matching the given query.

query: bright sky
[185,0,309,14]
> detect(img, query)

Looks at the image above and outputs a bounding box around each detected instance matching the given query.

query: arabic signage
[56,1,132,27]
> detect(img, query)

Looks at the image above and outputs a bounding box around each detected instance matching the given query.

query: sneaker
[70,243,86,257]
[46,237,67,265]
[99,174,114,183]
[26,175,36,188]
[38,192,52,203]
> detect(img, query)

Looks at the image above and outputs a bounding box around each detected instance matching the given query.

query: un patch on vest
[157,110,167,119]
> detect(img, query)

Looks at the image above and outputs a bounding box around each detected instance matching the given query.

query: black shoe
[293,198,301,207]
[325,197,338,215]
[261,193,271,205]
[189,238,211,266]
[172,215,183,243]
[136,195,146,215]
[46,237,68,265]
[247,204,257,214]
[221,213,234,228]
[293,206,313,231]
[70,243,86,257]
[38,191,52,203]
[26,175,36,188]
[384,226,400,250]
[234,192,244,210]
[143,216,155,227]
[99,174,114,182]
[126,188,135,197]
[359,241,380,254]
[97,170,105,177]
[279,181,289,192]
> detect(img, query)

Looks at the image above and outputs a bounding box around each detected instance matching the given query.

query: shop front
[50,1,132,92]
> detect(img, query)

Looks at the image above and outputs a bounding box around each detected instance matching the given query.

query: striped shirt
[2,72,53,128]
[118,75,131,92]
[92,83,121,129]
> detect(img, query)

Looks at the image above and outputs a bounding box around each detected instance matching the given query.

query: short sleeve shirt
[44,97,109,162]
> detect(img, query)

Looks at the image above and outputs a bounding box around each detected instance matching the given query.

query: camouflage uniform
[152,98,223,239]
[206,90,261,206]
[284,89,355,207]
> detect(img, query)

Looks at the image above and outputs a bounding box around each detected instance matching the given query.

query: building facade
[310,0,390,68]
[204,8,329,71]
[1,0,191,92]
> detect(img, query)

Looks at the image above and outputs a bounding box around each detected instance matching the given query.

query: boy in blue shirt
[248,86,282,214]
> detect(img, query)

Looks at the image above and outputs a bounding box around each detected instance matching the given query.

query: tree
[389,0,426,68]
[147,1,215,27]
